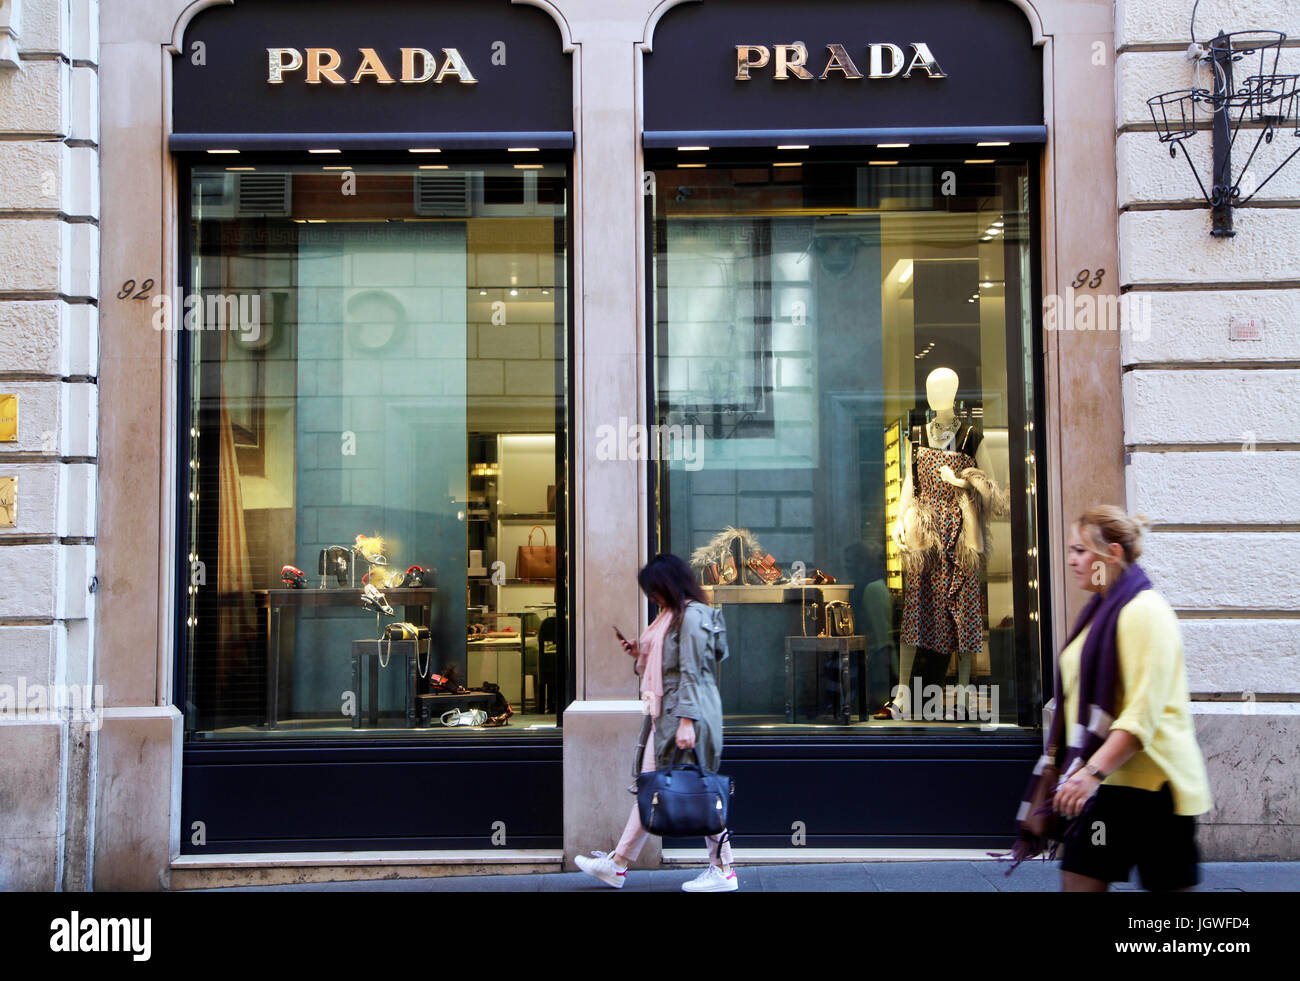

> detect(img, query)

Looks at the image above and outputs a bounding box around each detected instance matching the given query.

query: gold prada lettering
[773,43,813,80]
[267,47,303,84]
[401,47,437,84]
[902,42,947,78]
[266,47,478,85]
[734,42,945,82]
[352,47,395,84]
[306,48,345,84]
[819,43,862,80]
[869,43,905,79]
[433,47,477,84]
[735,44,770,81]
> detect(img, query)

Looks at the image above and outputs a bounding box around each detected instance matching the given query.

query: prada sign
[734,43,946,81]
[644,0,1041,139]
[266,47,477,85]
[172,0,571,147]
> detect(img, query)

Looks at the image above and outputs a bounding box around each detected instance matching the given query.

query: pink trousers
[614,723,733,866]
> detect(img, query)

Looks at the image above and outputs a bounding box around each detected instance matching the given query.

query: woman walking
[575,553,737,892]
[1010,506,1211,891]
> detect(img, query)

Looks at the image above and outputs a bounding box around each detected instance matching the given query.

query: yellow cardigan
[1059,590,1212,816]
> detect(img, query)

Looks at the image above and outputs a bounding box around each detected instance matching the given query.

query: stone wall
[1116,0,1300,858]
[0,0,100,891]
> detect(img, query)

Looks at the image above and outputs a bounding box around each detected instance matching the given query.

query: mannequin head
[925,367,959,414]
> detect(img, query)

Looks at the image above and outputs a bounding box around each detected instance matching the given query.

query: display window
[179,159,569,740]
[649,151,1044,731]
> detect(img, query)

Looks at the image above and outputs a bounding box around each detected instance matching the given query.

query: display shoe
[575,851,627,889]
[871,699,902,721]
[681,865,739,892]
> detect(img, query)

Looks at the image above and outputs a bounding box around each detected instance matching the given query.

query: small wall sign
[0,394,16,442]
[1228,318,1263,341]
[0,476,15,527]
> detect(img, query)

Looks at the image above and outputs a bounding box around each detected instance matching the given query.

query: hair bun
[1131,512,1151,534]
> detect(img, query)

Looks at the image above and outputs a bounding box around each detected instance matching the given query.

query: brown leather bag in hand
[516,525,556,580]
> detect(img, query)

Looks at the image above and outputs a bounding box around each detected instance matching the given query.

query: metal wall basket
[1147,89,1203,146]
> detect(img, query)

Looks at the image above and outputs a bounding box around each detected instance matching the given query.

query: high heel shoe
[872,698,903,721]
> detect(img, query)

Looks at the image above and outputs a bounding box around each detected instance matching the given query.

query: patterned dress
[900,443,985,655]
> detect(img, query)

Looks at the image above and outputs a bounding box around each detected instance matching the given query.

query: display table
[351,638,426,729]
[253,587,435,729]
[700,583,856,719]
[784,635,868,725]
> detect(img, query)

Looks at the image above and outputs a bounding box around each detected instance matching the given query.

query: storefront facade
[3,0,1295,890]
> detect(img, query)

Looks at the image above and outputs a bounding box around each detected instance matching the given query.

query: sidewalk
[200,860,1300,892]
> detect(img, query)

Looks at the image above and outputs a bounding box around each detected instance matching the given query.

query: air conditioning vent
[414,172,472,216]
[237,173,291,216]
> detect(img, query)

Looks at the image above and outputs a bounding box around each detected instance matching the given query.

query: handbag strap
[527,525,549,547]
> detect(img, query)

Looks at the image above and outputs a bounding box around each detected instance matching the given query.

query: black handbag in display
[635,748,733,838]
[823,600,855,637]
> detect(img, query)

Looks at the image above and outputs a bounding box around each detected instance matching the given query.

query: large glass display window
[649,151,1044,731]
[179,159,569,740]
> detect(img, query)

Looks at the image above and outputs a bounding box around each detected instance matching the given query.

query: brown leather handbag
[516,525,556,580]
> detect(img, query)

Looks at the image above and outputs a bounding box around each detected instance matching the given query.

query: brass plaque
[0,476,14,528]
[0,394,15,442]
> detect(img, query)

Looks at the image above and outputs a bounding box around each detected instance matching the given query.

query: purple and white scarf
[1002,563,1152,873]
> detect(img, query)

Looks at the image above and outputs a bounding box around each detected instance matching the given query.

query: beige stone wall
[1116,0,1300,857]
[0,0,100,891]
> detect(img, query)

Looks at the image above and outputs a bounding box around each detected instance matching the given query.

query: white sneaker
[575,850,627,889]
[681,865,739,892]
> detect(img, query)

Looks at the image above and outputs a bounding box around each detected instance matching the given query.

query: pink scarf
[635,609,674,717]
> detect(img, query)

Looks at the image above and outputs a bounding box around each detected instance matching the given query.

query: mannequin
[878,367,1004,721]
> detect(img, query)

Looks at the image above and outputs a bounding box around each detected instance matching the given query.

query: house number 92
[117,279,154,300]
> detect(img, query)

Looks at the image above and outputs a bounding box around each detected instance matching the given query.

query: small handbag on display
[516,525,557,580]
[635,747,734,838]
[813,600,856,637]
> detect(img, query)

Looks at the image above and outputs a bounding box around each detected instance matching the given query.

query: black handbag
[635,747,734,838]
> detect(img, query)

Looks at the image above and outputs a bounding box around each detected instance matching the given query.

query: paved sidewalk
[202,860,1300,892]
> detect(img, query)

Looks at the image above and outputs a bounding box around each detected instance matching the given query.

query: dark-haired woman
[575,553,736,892]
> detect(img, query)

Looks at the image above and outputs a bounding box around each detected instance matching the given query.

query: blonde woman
[1010,506,1211,892]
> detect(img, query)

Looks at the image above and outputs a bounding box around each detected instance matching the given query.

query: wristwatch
[1083,762,1107,780]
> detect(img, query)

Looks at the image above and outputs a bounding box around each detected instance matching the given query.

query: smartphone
[612,625,628,644]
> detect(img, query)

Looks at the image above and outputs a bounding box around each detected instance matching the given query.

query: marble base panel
[562,700,660,871]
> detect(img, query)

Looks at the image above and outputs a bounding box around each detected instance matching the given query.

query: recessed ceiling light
[869,160,899,166]
[514,164,543,169]
[225,167,255,172]
[420,164,449,170]
[308,148,342,154]
[976,141,1010,147]
[678,163,706,168]
[773,162,802,167]
[508,147,540,152]
[206,149,239,154]
[479,290,487,296]
[408,148,441,153]
[677,146,709,151]
[964,159,995,164]
[777,144,809,150]
[877,143,909,148]
[509,289,518,296]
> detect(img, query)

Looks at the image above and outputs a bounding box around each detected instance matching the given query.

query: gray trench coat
[650,601,729,772]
